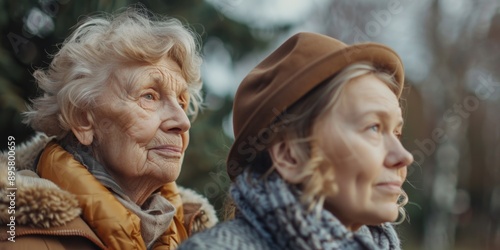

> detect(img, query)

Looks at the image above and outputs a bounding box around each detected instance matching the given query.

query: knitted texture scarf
[231,171,402,250]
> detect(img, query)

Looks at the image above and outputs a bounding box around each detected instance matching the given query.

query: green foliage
[0,0,289,220]
[0,0,272,142]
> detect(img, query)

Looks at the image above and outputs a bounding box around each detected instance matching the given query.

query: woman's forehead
[113,58,188,92]
[341,75,400,111]
[316,74,403,128]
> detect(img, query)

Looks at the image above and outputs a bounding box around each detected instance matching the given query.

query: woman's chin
[369,205,400,224]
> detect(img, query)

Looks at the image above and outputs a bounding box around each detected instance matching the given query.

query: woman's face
[314,74,413,230]
[91,57,190,192]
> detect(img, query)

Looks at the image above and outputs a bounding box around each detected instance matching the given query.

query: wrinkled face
[314,74,413,229]
[91,57,190,186]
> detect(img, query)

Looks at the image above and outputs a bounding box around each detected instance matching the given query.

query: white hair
[24,7,203,139]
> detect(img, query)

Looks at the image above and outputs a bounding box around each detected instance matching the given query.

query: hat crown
[233,32,347,137]
[252,32,347,73]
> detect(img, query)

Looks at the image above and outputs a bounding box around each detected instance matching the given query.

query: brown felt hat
[226,32,404,179]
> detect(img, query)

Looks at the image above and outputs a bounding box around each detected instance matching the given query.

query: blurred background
[1,0,499,249]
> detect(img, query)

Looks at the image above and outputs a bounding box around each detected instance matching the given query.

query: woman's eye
[394,131,402,139]
[179,102,186,109]
[143,93,155,100]
[369,124,380,132]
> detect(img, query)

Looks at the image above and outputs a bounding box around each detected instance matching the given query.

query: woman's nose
[385,138,414,168]
[159,101,191,134]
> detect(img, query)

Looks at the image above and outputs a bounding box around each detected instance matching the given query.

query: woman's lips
[375,181,403,194]
[150,145,182,157]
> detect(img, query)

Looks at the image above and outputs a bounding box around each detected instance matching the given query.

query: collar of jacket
[39,141,185,249]
[0,133,218,249]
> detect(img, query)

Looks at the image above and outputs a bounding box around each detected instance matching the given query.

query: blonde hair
[249,62,408,221]
[23,7,203,139]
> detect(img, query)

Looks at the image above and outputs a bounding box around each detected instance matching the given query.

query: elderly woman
[179,32,414,249]
[0,8,217,249]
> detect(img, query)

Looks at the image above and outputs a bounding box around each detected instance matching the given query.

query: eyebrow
[150,72,188,93]
[358,109,404,127]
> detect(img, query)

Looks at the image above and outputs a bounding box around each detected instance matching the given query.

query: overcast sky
[203,0,329,96]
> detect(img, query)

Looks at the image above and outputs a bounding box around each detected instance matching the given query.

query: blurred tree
[317,1,500,249]
[0,0,289,219]
[6,1,497,249]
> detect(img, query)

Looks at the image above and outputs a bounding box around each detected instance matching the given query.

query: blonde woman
[179,32,413,250]
[0,8,217,249]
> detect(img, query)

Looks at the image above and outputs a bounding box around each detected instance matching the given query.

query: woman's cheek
[127,121,161,144]
[400,167,408,181]
[182,131,190,152]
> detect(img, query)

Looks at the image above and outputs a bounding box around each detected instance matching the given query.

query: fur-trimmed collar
[0,133,217,232]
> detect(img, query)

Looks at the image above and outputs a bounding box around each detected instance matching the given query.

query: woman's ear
[269,141,303,183]
[71,111,95,145]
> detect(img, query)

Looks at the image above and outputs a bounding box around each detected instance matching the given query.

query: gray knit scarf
[231,171,402,250]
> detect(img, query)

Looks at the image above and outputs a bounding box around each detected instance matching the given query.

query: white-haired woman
[0,8,217,249]
[179,32,414,249]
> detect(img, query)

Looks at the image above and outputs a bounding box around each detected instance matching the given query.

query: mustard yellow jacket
[0,134,217,249]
